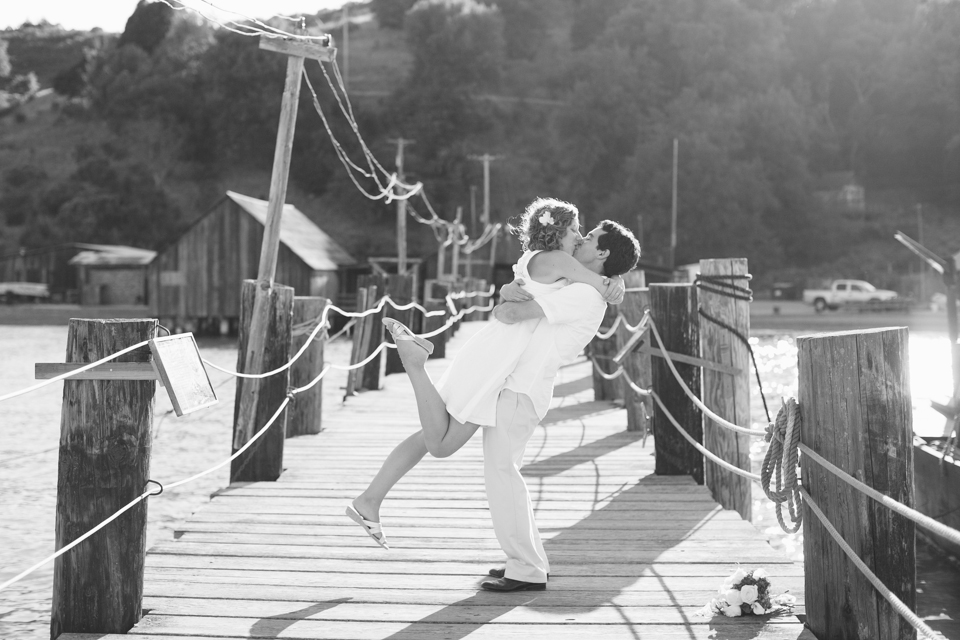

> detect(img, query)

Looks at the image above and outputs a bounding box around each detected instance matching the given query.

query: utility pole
[917,204,925,304]
[341,5,349,89]
[233,29,335,479]
[452,207,463,280]
[389,137,414,274]
[670,138,678,270]
[467,185,477,278]
[469,154,501,226]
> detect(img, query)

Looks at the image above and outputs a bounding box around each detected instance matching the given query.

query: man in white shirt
[480,219,640,591]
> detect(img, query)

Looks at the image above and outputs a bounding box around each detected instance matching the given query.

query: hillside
[2,23,111,86]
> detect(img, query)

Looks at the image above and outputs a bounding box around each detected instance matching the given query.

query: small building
[814,171,866,213]
[148,191,357,330]
[69,245,156,305]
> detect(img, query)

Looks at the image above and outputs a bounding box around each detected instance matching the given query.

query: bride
[346,197,624,548]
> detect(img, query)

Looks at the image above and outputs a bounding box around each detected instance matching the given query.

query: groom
[479,219,640,591]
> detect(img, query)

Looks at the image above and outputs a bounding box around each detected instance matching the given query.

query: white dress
[436,250,566,427]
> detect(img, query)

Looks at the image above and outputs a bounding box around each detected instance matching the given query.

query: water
[0,326,952,638]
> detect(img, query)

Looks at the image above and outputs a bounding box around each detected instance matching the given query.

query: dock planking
[60,323,811,640]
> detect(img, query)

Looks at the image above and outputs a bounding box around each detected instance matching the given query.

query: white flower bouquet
[698,567,797,618]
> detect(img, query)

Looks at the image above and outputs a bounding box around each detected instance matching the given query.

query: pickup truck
[802,280,899,312]
[0,281,50,303]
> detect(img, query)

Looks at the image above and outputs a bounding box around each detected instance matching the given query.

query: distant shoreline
[0,301,950,337]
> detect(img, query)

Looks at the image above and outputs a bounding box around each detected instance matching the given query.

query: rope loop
[760,398,803,534]
[145,479,163,497]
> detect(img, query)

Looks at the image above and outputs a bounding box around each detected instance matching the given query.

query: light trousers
[483,389,549,583]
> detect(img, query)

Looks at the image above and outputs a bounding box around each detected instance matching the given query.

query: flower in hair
[538,212,555,225]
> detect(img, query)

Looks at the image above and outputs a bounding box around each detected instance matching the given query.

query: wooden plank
[65,622,815,640]
[636,345,741,376]
[699,258,752,519]
[138,597,806,624]
[35,361,159,381]
[259,34,336,61]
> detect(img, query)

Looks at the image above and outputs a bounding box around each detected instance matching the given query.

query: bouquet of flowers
[698,567,797,618]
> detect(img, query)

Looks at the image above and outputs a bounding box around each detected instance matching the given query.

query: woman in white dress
[347,198,623,548]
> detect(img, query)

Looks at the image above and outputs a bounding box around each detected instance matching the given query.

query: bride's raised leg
[383,318,471,456]
[353,431,428,525]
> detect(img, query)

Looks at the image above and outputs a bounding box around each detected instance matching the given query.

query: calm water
[0,325,951,638]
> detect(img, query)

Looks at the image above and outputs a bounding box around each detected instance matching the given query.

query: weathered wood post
[424,299,449,359]
[232,35,333,482]
[698,258,752,519]
[345,286,370,398]
[649,283,703,482]
[231,281,294,482]
[359,283,385,391]
[617,271,650,433]
[589,304,623,401]
[51,318,157,639]
[384,274,414,375]
[799,327,915,640]
[286,296,326,437]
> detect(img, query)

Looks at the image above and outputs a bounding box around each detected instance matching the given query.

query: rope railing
[0,284,496,592]
[801,488,941,640]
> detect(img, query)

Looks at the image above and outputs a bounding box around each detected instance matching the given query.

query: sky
[1,0,350,33]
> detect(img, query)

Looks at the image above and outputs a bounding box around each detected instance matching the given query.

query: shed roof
[68,245,157,266]
[226,191,356,270]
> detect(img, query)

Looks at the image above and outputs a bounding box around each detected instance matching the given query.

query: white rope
[0,339,151,403]
[594,315,624,340]
[0,389,296,592]
[800,442,960,547]
[649,390,761,482]
[647,318,767,437]
[800,488,941,640]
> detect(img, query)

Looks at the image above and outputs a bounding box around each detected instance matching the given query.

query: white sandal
[382,318,434,356]
[345,504,389,549]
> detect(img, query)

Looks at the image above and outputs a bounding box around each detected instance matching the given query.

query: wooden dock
[61,324,811,640]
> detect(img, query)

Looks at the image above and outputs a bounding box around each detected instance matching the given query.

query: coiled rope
[760,398,803,533]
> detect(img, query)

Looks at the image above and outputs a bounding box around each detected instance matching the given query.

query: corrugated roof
[68,245,157,266]
[226,191,357,270]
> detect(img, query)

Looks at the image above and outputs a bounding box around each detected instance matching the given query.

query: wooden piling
[286,296,326,438]
[424,299,448,359]
[698,258,752,520]
[230,280,294,482]
[798,327,915,640]
[589,304,623,402]
[617,271,650,433]
[383,274,415,376]
[51,318,157,639]
[649,283,703,482]
[345,286,370,398]
[357,274,387,391]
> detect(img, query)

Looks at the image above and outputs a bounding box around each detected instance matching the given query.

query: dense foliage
[3,0,960,289]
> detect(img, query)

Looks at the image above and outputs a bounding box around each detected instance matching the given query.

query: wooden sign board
[149,333,218,417]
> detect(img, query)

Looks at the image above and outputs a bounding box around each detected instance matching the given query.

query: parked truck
[802,279,899,313]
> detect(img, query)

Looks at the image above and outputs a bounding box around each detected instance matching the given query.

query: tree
[118,0,174,54]
[372,0,418,29]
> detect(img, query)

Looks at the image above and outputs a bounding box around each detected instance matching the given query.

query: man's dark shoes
[481,576,546,592]
[488,567,548,579]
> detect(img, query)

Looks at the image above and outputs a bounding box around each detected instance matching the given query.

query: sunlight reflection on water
[749,331,952,563]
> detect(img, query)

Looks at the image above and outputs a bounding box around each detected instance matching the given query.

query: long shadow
[248,598,352,637]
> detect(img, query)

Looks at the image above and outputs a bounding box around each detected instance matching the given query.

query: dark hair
[598,220,641,277]
[512,197,579,252]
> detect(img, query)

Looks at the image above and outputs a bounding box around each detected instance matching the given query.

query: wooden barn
[148,191,357,331]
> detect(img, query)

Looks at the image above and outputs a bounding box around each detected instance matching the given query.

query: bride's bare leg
[353,431,427,523]
[397,347,480,457]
